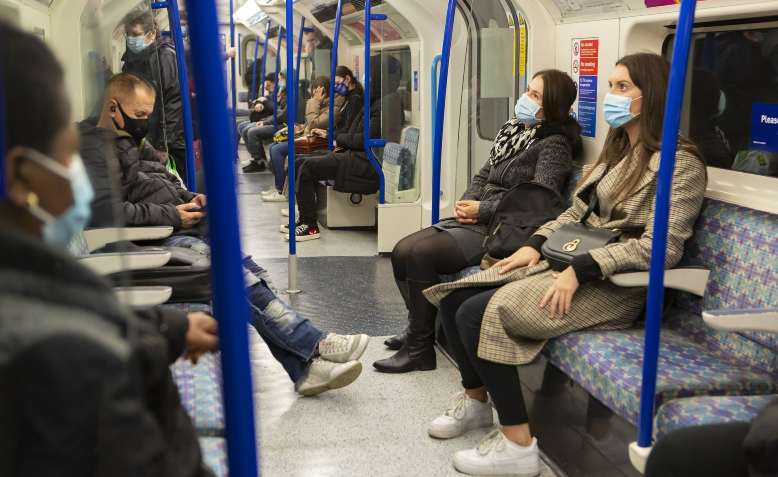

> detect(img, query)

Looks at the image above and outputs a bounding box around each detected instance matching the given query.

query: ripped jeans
[163,234,325,382]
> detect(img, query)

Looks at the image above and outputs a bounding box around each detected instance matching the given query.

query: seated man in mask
[79,73,370,396]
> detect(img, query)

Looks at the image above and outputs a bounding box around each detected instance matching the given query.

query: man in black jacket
[82,72,371,397]
[121,8,187,179]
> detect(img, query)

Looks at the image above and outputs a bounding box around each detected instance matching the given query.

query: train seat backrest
[383,126,420,200]
[667,199,778,376]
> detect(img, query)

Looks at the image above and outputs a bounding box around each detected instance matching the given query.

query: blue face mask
[603,93,642,128]
[515,93,542,125]
[25,151,94,247]
[334,82,348,96]
[127,34,149,53]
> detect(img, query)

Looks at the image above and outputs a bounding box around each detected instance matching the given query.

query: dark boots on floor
[374,279,437,373]
[384,280,410,351]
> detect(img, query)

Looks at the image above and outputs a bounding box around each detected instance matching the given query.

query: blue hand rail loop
[363,0,387,204]
[150,0,197,192]
[182,2,258,475]
[431,0,457,224]
[273,26,283,131]
[636,0,698,449]
[328,0,344,151]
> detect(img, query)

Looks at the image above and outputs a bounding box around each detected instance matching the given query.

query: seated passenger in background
[422,53,707,476]
[241,73,289,174]
[0,21,217,476]
[236,72,278,141]
[80,72,370,396]
[284,65,378,242]
[689,69,732,169]
[261,75,345,202]
[374,69,582,374]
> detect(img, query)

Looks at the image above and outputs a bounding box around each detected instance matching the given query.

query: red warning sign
[579,39,599,75]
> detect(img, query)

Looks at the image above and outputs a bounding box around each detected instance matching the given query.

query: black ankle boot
[374,279,437,373]
[383,327,408,351]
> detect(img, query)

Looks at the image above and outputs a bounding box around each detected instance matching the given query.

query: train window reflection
[667,28,778,177]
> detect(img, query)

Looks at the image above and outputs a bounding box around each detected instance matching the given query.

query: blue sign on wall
[750,102,778,152]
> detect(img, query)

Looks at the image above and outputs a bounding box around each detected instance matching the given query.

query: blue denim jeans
[163,234,325,382]
[237,120,253,144]
[269,142,289,192]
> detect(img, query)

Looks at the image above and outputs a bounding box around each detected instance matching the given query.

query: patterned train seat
[654,394,777,439]
[171,353,225,437]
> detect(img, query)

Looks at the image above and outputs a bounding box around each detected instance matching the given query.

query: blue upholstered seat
[199,437,228,477]
[171,353,225,437]
[654,394,776,439]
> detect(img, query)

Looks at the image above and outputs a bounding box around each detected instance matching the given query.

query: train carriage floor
[233,148,562,476]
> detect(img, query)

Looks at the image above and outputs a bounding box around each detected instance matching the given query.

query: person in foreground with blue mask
[375,69,582,374]
[420,53,707,476]
[0,21,217,477]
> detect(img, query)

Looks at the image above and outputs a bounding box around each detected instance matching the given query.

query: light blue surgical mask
[603,93,642,128]
[24,150,94,247]
[127,34,149,54]
[515,93,542,125]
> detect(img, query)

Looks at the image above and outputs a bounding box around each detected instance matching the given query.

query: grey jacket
[445,130,575,235]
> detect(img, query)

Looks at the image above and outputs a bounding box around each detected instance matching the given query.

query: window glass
[470,0,524,140]
[666,28,778,177]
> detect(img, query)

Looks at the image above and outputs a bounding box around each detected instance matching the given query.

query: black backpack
[482,182,566,260]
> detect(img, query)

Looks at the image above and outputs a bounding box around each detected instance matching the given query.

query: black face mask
[112,100,150,145]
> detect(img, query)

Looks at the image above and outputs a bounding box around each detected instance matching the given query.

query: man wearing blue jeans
[82,74,370,396]
[164,234,369,395]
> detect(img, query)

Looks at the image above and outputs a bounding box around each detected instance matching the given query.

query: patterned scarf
[488,119,541,166]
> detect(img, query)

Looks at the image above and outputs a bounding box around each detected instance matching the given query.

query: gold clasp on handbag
[562,238,581,252]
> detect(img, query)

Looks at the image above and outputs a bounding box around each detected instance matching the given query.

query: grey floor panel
[259,256,408,337]
[248,334,558,477]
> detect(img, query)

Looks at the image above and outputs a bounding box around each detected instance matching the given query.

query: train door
[452,0,526,197]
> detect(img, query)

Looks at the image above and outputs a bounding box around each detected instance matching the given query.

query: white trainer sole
[298,361,363,397]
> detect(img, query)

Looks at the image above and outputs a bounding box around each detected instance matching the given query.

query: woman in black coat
[374,69,582,373]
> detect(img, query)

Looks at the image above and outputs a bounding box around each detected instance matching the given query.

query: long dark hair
[586,53,699,202]
[335,65,364,97]
[534,69,582,157]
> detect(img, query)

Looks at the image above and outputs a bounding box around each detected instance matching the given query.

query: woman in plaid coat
[422,53,708,476]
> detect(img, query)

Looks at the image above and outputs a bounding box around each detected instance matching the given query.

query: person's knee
[407,234,440,272]
[391,235,414,270]
[455,295,485,338]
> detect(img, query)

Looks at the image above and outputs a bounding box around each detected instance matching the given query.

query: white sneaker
[318,333,370,363]
[453,430,539,476]
[281,207,298,218]
[262,190,287,202]
[428,391,494,439]
[295,359,362,396]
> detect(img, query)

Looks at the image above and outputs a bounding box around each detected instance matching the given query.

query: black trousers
[391,227,477,283]
[645,422,751,477]
[440,287,529,426]
[296,154,339,226]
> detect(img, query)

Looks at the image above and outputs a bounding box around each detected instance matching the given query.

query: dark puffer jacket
[122,37,184,150]
[79,120,196,228]
[0,227,212,477]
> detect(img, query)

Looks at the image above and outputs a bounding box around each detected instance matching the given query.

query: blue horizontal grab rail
[431,0,457,225]
[636,0,698,449]
[363,0,387,203]
[182,1,258,475]
[328,0,344,151]
[150,0,197,192]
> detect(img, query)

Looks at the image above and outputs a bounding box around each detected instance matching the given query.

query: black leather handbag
[541,184,620,271]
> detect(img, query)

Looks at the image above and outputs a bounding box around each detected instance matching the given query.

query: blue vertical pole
[229,0,237,127]
[363,0,387,204]
[151,0,197,191]
[251,37,260,101]
[636,0,698,449]
[430,54,441,152]
[273,28,282,131]
[328,0,343,151]
[260,20,271,91]
[286,0,300,293]
[431,0,456,224]
[182,3,258,475]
